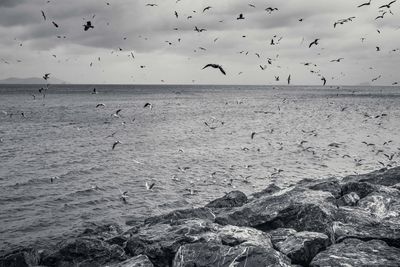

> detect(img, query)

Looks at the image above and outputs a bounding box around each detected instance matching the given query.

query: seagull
[143,103,153,109]
[146,3,157,6]
[174,11,178,18]
[112,109,122,117]
[203,6,212,12]
[202,64,226,75]
[379,0,396,8]
[321,77,327,86]
[330,58,344,62]
[251,132,257,139]
[83,21,94,31]
[41,10,46,20]
[112,140,121,150]
[96,103,105,108]
[120,191,128,203]
[287,74,291,85]
[309,39,319,48]
[357,0,371,7]
[52,21,59,28]
[146,182,155,190]
[237,13,245,20]
[43,73,50,80]
[194,26,207,32]
[92,88,97,94]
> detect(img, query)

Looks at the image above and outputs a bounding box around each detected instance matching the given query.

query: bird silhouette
[379,0,396,8]
[357,0,371,7]
[83,21,94,31]
[237,13,245,20]
[309,39,319,48]
[41,10,46,20]
[52,21,59,28]
[202,64,226,75]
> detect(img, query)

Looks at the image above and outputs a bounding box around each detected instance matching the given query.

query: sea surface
[1,84,400,253]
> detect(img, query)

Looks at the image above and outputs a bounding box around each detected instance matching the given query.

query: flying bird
[202,64,226,75]
[83,21,94,31]
[41,10,46,20]
[146,182,155,190]
[379,0,396,8]
[287,74,291,85]
[237,13,245,20]
[357,0,371,7]
[146,3,157,6]
[112,141,121,150]
[309,39,319,48]
[203,6,212,12]
[143,103,153,109]
[96,103,105,108]
[321,77,327,86]
[52,21,59,28]
[330,58,344,62]
[43,73,50,80]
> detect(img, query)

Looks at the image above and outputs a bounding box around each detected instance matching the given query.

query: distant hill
[0,77,67,84]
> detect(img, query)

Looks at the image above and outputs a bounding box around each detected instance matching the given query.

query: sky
[0,0,399,85]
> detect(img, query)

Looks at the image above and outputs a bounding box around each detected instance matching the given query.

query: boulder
[341,181,377,198]
[310,238,400,266]
[274,231,330,265]
[112,255,154,267]
[342,167,400,186]
[144,207,216,226]
[297,177,342,198]
[0,248,40,267]
[268,228,297,245]
[41,237,126,266]
[79,222,123,240]
[172,242,291,267]
[337,192,360,206]
[205,190,247,208]
[215,187,337,234]
[251,184,282,198]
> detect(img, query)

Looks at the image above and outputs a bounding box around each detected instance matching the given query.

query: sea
[0,84,399,253]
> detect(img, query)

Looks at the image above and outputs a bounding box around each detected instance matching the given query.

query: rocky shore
[2,167,400,267]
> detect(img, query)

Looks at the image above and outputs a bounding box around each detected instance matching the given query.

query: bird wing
[202,64,214,69]
[218,65,226,75]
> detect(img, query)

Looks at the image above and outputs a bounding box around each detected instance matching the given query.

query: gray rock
[251,184,282,198]
[337,192,360,206]
[144,207,215,226]
[172,242,291,267]
[0,248,40,267]
[298,177,342,198]
[42,237,126,266]
[310,238,400,267]
[111,255,154,267]
[205,190,247,208]
[268,228,297,245]
[342,167,400,186]
[274,232,330,265]
[341,181,377,198]
[215,187,337,234]
[79,222,123,240]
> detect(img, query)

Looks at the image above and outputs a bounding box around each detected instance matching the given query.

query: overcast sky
[0,0,399,85]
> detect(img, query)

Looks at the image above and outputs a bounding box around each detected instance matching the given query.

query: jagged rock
[79,222,123,240]
[274,231,330,265]
[0,248,40,267]
[205,190,247,208]
[215,187,337,234]
[342,167,400,186]
[251,184,281,198]
[41,237,126,266]
[112,255,154,267]
[144,207,215,226]
[341,181,377,198]
[337,192,360,206]
[172,242,291,267]
[268,228,297,244]
[310,238,400,266]
[297,177,342,198]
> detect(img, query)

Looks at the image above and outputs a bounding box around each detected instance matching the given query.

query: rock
[342,167,400,186]
[268,228,297,245]
[205,190,247,208]
[112,255,154,267]
[215,187,337,234]
[337,192,360,206]
[172,242,291,267]
[310,238,400,266]
[0,248,40,267]
[79,222,123,240]
[144,207,215,226]
[274,231,330,265]
[298,177,342,198]
[251,184,281,198]
[42,237,126,266]
[341,181,377,198]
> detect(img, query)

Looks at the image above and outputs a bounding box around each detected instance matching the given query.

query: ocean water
[1,84,400,253]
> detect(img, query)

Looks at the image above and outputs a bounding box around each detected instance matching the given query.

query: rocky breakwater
[2,167,400,266]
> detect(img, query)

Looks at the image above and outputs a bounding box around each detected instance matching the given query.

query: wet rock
[144,207,215,226]
[298,177,342,198]
[251,184,281,198]
[341,181,377,198]
[274,231,330,265]
[0,248,40,267]
[42,237,126,266]
[205,190,247,208]
[310,238,400,266]
[172,242,291,267]
[79,222,123,240]
[215,187,337,234]
[112,254,154,267]
[337,192,360,206]
[342,166,400,186]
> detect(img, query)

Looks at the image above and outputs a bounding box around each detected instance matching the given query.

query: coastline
[1,166,400,266]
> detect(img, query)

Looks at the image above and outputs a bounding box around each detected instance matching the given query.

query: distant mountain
[0,77,67,84]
